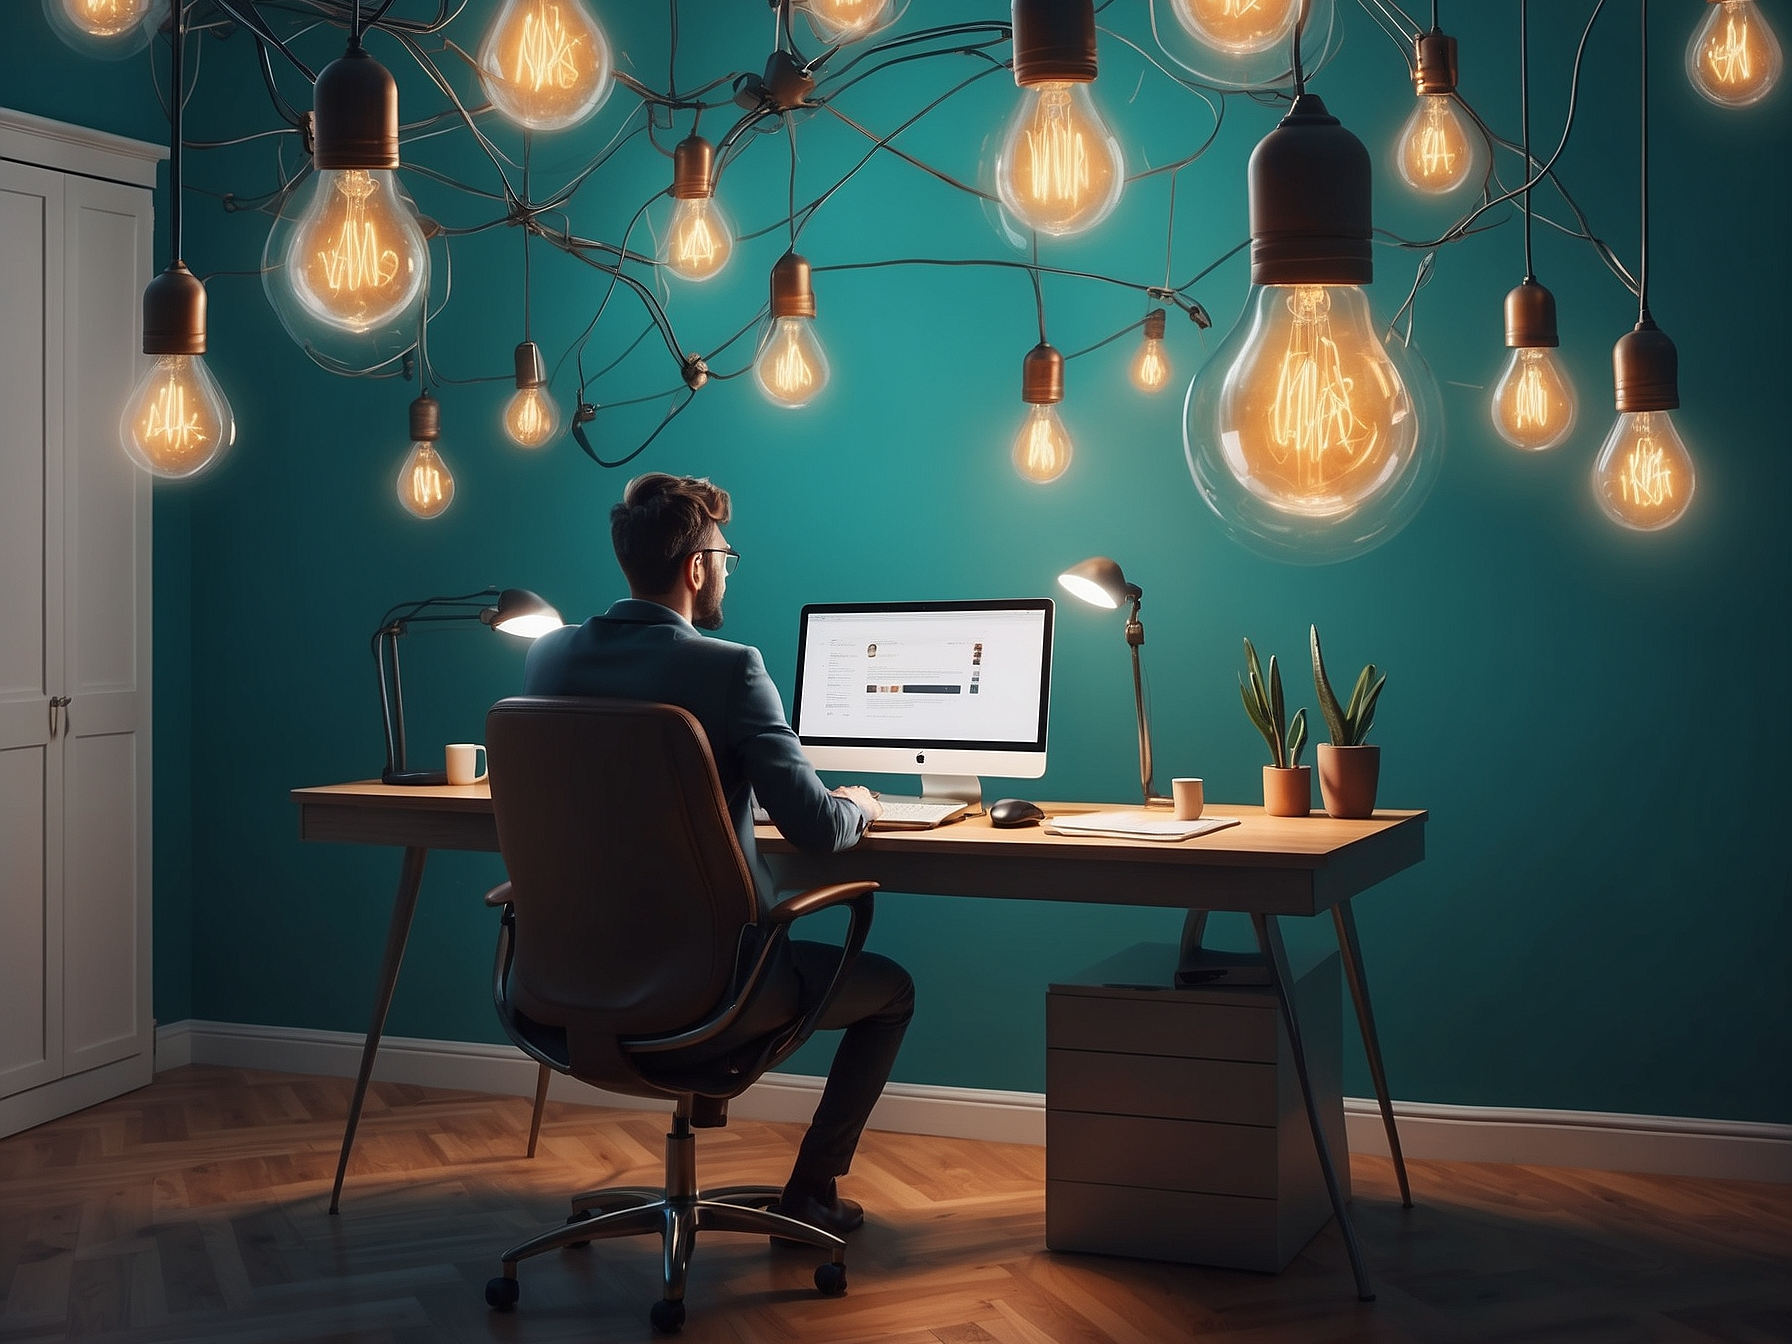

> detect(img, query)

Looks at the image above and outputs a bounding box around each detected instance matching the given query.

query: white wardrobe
[0,109,160,1138]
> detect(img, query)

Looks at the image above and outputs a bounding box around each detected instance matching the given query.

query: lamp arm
[372,626,406,777]
[1126,598,1168,807]
[376,586,500,632]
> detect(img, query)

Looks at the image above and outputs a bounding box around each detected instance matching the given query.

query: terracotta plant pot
[1318,744,1381,819]
[1261,765,1311,817]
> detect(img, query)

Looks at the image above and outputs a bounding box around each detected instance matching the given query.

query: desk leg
[1252,912,1373,1303]
[329,845,428,1215]
[1332,898,1412,1209]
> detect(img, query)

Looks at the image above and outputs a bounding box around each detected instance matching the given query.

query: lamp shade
[1057,556,1139,609]
[484,588,563,637]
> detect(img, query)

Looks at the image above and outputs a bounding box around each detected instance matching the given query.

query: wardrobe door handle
[48,695,71,736]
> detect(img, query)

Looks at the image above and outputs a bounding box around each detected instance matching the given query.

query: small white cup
[1172,777,1205,821]
[446,742,487,786]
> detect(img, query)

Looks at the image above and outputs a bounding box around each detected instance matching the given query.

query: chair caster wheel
[485,1275,519,1310]
[650,1297,686,1333]
[564,1209,594,1249]
[814,1261,848,1296]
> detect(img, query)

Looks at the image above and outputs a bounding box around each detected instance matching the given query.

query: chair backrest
[485,696,759,1051]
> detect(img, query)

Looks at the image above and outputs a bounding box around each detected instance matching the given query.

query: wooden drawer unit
[1044,942,1344,1273]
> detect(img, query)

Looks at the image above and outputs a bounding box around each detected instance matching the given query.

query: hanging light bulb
[263,45,430,365]
[993,0,1125,239]
[754,252,831,409]
[1395,29,1483,195]
[503,341,560,448]
[477,0,614,132]
[1167,0,1302,55]
[1130,307,1172,393]
[659,136,734,283]
[798,0,895,44]
[1593,321,1695,530]
[41,0,159,57]
[1491,281,1577,451]
[1186,95,1442,563]
[398,392,454,519]
[1687,0,1783,106]
[1013,343,1074,483]
[119,264,237,479]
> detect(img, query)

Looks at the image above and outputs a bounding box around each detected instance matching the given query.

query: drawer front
[1046,1179,1286,1273]
[1046,1111,1279,1198]
[1046,993,1276,1062]
[1048,1048,1277,1127]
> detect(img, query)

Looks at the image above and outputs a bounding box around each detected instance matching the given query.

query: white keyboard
[868,797,968,829]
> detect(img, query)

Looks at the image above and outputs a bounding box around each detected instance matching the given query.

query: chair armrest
[484,880,513,908]
[766,881,877,926]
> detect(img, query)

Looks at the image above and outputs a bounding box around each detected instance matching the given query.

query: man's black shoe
[769,1180,864,1245]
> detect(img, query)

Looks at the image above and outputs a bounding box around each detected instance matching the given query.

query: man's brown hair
[610,473,731,595]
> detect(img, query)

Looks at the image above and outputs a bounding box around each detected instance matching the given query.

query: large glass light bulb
[504,385,560,448]
[1013,403,1074,483]
[1185,284,1443,563]
[1687,0,1783,106]
[754,316,830,409]
[398,440,454,518]
[42,0,158,56]
[118,355,236,480]
[1396,94,1481,194]
[1592,411,1695,530]
[660,197,734,282]
[799,0,894,43]
[60,0,154,36]
[477,0,614,132]
[995,81,1125,238]
[1131,334,1172,393]
[282,168,429,336]
[1491,346,1578,451]
[1168,0,1302,55]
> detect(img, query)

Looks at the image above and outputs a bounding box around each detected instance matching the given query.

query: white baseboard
[154,1020,1791,1184]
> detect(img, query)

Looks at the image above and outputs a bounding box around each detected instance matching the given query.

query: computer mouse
[988,798,1045,828]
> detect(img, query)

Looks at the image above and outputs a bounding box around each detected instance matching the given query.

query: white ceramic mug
[1172,777,1205,821]
[446,742,487,786]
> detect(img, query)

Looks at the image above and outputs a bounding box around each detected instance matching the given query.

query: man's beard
[693,590,724,631]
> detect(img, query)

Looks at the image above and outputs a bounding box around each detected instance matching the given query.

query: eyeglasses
[692,546,740,577]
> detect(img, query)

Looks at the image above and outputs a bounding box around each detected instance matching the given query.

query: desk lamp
[373,586,562,784]
[1057,557,1170,807]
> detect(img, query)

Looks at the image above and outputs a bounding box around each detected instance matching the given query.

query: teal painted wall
[8,2,1787,1121]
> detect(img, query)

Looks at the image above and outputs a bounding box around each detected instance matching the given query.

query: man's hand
[832,785,882,824]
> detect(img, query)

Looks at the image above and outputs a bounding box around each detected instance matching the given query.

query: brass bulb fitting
[1613,319,1680,413]
[313,44,401,170]
[1022,342,1065,405]
[1142,307,1167,340]
[1011,0,1098,87]
[142,262,207,356]
[1504,279,1560,349]
[513,341,546,390]
[1248,94,1374,286]
[769,252,816,319]
[409,390,441,442]
[670,136,715,200]
[1413,28,1460,96]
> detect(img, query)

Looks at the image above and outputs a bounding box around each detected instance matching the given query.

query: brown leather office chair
[480,696,877,1334]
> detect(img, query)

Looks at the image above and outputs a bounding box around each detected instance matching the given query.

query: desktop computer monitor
[791,598,1053,806]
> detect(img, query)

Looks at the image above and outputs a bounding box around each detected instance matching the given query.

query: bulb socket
[1413,28,1459,96]
[1613,319,1680,413]
[1504,279,1559,348]
[1011,0,1098,86]
[1142,307,1167,340]
[761,50,817,110]
[1248,94,1374,286]
[141,262,207,356]
[513,341,546,390]
[1022,342,1065,405]
[769,251,816,319]
[670,136,716,200]
[313,45,400,170]
[409,391,441,442]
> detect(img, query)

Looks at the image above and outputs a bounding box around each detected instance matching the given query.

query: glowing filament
[1593,410,1696,530]
[772,335,813,396]
[1417,105,1456,177]
[1169,0,1300,55]
[1026,87,1090,208]
[399,441,454,518]
[504,385,559,448]
[62,0,152,36]
[754,316,830,408]
[1706,13,1754,84]
[995,81,1124,237]
[1132,338,1171,393]
[314,171,399,297]
[143,378,205,456]
[1397,95,1478,195]
[1013,403,1073,483]
[513,4,583,91]
[477,0,613,131]
[1620,424,1674,509]
[1269,288,1375,484]
[120,354,235,479]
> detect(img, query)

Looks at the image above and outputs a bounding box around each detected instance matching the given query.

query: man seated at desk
[522,471,914,1238]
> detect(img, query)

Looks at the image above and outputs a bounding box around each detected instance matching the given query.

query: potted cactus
[1239,638,1311,817]
[1310,625,1386,819]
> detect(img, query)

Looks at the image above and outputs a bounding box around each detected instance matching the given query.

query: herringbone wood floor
[2,1066,1788,1343]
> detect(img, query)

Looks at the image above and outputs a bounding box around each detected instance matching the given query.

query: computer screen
[791,599,1053,786]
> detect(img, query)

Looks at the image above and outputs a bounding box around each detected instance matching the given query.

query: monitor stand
[919,774,982,811]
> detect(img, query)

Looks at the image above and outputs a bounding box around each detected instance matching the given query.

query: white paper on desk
[1043,812,1242,842]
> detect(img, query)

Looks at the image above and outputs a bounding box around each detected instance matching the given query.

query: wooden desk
[294,783,1423,1301]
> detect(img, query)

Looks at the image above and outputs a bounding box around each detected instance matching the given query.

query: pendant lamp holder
[1504,279,1559,348]
[1413,28,1459,95]
[1248,94,1374,286]
[1011,0,1098,87]
[670,136,716,200]
[769,251,816,319]
[1022,342,1065,405]
[1142,307,1167,340]
[409,390,441,442]
[313,43,400,170]
[1613,318,1679,412]
[143,262,208,355]
[513,341,546,390]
